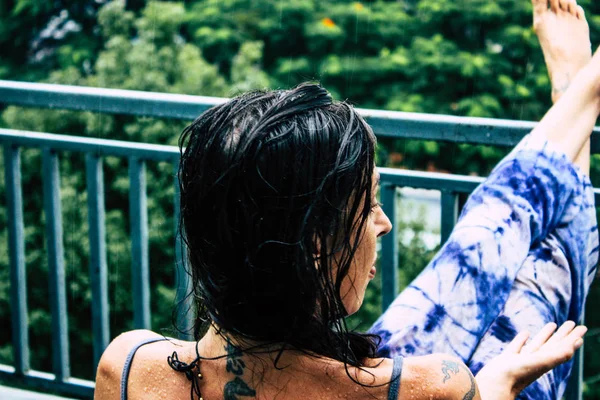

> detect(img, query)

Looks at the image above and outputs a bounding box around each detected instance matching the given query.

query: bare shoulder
[400,353,481,400]
[338,354,479,400]
[94,330,166,400]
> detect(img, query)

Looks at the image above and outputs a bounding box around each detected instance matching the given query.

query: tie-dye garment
[370,135,598,399]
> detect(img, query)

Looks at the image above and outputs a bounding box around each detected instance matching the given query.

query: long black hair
[178,83,380,368]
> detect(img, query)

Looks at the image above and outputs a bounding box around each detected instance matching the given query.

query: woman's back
[95,329,475,400]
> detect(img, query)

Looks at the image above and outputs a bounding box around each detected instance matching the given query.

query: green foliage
[231,41,271,93]
[97,0,135,39]
[136,2,185,45]
[0,0,599,395]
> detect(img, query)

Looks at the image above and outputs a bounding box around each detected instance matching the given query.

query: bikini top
[120,337,404,400]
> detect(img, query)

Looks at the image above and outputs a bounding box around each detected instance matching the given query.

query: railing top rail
[2,80,600,152]
[378,167,483,192]
[0,128,179,162]
[4,128,599,202]
[379,167,600,203]
[0,79,228,120]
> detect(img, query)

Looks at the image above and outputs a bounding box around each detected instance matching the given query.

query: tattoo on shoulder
[224,339,256,400]
[224,377,256,400]
[441,359,476,400]
[441,360,460,383]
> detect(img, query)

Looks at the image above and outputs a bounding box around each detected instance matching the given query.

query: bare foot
[533,0,591,103]
[533,0,593,174]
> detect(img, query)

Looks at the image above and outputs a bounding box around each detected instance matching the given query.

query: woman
[95,0,596,398]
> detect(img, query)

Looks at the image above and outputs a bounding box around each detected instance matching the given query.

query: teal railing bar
[440,191,459,246]
[3,80,600,152]
[129,157,151,329]
[0,365,94,398]
[4,145,29,374]
[0,129,179,162]
[0,80,227,121]
[41,148,70,381]
[173,162,194,340]
[381,184,398,311]
[566,311,585,400]
[379,167,482,193]
[380,167,600,203]
[566,338,584,400]
[85,154,110,369]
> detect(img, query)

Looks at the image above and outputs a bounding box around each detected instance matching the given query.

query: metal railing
[0,80,597,399]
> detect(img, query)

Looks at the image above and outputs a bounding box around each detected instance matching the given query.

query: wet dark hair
[178,83,380,368]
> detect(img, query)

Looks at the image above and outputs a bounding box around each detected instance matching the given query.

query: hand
[475,321,586,400]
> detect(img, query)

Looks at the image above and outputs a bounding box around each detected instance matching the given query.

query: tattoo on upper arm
[441,360,460,383]
[224,340,256,400]
[441,359,477,400]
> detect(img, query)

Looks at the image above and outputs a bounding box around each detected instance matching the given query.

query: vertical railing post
[129,157,151,329]
[85,154,110,369]
[565,312,584,400]
[381,183,398,311]
[4,145,30,375]
[173,160,194,340]
[42,148,70,381]
[440,191,459,245]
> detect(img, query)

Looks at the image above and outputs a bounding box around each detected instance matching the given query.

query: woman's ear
[313,234,324,269]
[314,237,321,263]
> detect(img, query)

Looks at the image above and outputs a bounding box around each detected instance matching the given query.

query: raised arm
[389,321,586,400]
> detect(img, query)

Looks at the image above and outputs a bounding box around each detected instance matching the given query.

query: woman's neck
[198,324,289,360]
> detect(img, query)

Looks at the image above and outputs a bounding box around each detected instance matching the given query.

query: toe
[577,4,585,19]
[567,0,578,16]
[532,0,549,14]
[550,0,560,12]
[558,0,569,12]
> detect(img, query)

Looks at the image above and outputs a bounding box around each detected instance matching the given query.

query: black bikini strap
[120,337,168,400]
[387,355,404,400]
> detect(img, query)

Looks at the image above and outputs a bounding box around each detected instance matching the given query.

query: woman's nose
[378,209,393,237]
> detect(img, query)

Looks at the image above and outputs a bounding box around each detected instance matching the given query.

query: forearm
[474,376,514,400]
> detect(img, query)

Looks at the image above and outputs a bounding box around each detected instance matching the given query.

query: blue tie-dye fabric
[370,135,598,399]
